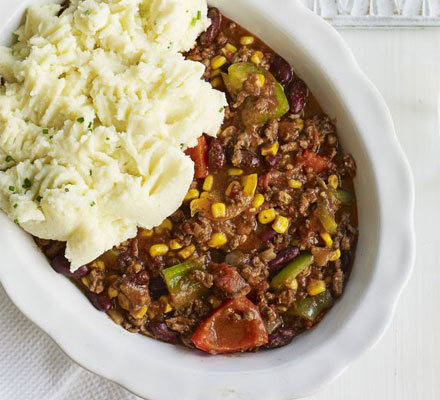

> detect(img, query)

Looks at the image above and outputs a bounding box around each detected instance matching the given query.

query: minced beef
[37,7,358,354]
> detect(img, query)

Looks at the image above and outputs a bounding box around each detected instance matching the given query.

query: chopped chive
[87,121,93,129]
[49,135,53,140]
[191,17,197,26]
[219,107,224,113]
[22,178,32,189]
[90,201,96,207]
[36,196,42,202]
[180,143,184,150]
[89,169,92,176]
[8,185,15,192]
[5,155,12,162]
[14,218,18,224]
[106,137,110,141]
[197,10,201,20]
[65,188,69,192]
[13,204,17,209]
[77,117,85,123]
[42,129,49,135]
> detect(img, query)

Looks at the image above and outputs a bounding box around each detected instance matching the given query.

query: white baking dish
[0,0,415,399]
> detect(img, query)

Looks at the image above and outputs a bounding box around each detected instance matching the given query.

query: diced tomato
[297,150,331,173]
[191,297,268,354]
[185,135,208,179]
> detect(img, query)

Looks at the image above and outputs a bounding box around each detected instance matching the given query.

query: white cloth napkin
[0,284,142,400]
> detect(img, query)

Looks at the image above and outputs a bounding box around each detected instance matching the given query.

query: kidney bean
[268,247,300,272]
[73,265,90,279]
[133,270,150,286]
[259,228,277,242]
[265,328,295,349]
[88,292,112,312]
[149,275,168,299]
[340,251,352,276]
[200,8,222,46]
[50,254,90,279]
[239,149,260,170]
[117,251,133,269]
[149,321,180,343]
[286,79,309,115]
[265,154,280,168]
[50,255,72,276]
[208,138,226,170]
[270,55,293,84]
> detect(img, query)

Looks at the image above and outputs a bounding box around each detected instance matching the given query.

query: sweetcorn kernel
[329,249,341,261]
[241,174,258,197]
[184,189,200,201]
[252,193,265,208]
[320,232,333,247]
[139,228,154,237]
[295,118,304,133]
[118,293,130,310]
[251,51,264,65]
[286,278,298,290]
[108,286,118,299]
[211,77,223,88]
[261,141,279,156]
[258,208,276,224]
[288,179,303,189]
[178,244,196,259]
[160,218,173,230]
[228,168,244,176]
[211,202,226,218]
[208,232,227,248]
[200,191,210,198]
[160,296,174,313]
[307,280,326,296]
[272,215,289,234]
[211,55,227,69]
[211,68,222,78]
[255,73,265,88]
[81,275,91,287]
[203,175,214,191]
[221,43,237,54]
[131,306,148,319]
[240,35,255,45]
[169,239,183,250]
[328,175,339,189]
[149,244,169,257]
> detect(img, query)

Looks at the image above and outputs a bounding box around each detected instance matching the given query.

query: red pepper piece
[185,135,208,179]
[297,149,331,173]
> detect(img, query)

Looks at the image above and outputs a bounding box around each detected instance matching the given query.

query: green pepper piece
[270,253,314,290]
[241,81,289,126]
[221,62,261,97]
[162,258,207,310]
[317,197,338,235]
[289,290,334,321]
[335,189,355,205]
[222,62,289,126]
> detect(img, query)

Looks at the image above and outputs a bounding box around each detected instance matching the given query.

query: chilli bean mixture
[36,8,358,354]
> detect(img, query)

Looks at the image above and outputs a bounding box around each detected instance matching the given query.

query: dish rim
[0,0,415,399]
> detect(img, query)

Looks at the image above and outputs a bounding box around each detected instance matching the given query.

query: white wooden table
[310,28,440,400]
[1,29,439,400]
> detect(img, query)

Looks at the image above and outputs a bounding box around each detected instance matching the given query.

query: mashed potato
[0,0,227,270]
